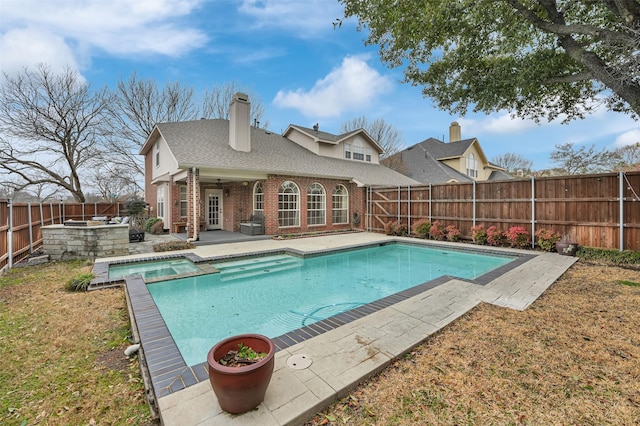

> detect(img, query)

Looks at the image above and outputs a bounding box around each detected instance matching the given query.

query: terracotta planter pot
[556,241,578,256]
[207,334,275,414]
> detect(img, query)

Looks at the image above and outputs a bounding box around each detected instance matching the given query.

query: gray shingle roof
[396,149,472,184]
[154,119,418,186]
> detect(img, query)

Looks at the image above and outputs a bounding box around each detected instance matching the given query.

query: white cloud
[273,56,392,117]
[459,113,541,135]
[613,129,640,148]
[0,0,207,75]
[0,28,81,76]
[238,0,345,37]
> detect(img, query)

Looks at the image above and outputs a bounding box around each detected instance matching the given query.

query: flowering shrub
[471,224,488,245]
[384,220,408,236]
[486,226,505,246]
[412,219,432,239]
[445,225,461,242]
[429,221,446,240]
[383,220,396,235]
[535,228,561,251]
[506,226,531,249]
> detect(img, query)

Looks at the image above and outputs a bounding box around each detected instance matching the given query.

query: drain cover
[287,353,312,370]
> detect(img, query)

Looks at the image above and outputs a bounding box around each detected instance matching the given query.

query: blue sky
[2,0,639,170]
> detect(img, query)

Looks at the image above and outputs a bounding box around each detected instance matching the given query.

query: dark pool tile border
[125,241,536,400]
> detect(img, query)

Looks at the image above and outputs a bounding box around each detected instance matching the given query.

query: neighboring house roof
[487,170,513,181]
[142,119,418,187]
[389,137,511,184]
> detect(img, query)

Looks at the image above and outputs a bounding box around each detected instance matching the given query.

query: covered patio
[172,228,273,246]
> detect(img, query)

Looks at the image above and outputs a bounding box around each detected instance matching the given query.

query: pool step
[213,255,303,281]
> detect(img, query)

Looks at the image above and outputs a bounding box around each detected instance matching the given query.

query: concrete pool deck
[97,232,577,425]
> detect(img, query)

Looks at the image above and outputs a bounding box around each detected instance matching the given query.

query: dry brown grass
[0,261,154,425]
[307,261,640,425]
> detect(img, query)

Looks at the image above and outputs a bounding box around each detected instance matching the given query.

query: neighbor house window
[157,186,165,220]
[466,153,478,178]
[344,143,372,162]
[253,181,264,215]
[179,185,188,217]
[332,184,349,224]
[155,142,160,167]
[278,181,299,227]
[307,183,326,226]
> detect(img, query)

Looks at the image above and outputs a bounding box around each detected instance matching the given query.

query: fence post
[472,180,476,228]
[397,186,401,224]
[620,171,624,251]
[7,199,13,269]
[531,176,536,248]
[428,183,432,222]
[28,202,33,254]
[408,185,412,235]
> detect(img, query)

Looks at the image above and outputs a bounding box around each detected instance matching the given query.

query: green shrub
[124,197,147,216]
[412,219,432,238]
[384,220,408,236]
[445,225,461,242]
[486,226,506,246]
[429,221,446,240]
[65,273,95,292]
[471,224,488,245]
[535,228,561,251]
[506,226,531,249]
[577,246,640,265]
[144,217,162,232]
[153,241,196,252]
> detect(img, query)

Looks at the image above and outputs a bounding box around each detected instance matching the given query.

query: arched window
[332,184,349,224]
[466,153,478,178]
[307,183,326,226]
[278,181,299,227]
[253,181,264,215]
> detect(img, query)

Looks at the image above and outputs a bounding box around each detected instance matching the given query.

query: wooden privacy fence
[0,201,125,271]
[366,171,640,251]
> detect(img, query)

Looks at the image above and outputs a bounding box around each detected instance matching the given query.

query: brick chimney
[229,92,250,152]
[449,121,461,142]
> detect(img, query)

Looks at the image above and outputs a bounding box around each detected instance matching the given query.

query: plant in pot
[207,334,275,414]
[555,234,579,256]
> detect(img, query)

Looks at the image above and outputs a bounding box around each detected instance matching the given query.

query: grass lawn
[307,261,640,425]
[0,261,155,425]
[1,258,639,425]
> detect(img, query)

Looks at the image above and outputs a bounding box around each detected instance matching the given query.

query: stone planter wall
[42,224,129,260]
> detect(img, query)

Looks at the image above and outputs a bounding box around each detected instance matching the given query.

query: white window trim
[332,184,349,225]
[278,181,300,228]
[307,183,326,226]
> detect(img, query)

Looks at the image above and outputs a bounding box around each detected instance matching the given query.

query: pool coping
[120,239,535,403]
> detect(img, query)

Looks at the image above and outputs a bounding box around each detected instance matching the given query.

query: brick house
[139,93,418,239]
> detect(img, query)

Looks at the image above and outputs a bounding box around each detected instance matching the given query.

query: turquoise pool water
[109,258,200,280]
[147,244,514,366]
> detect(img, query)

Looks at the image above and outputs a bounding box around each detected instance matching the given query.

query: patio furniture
[172,221,187,233]
[129,229,145,242]
[240,214,264,236]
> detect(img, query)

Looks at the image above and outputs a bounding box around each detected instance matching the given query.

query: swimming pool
[147,243,514,366]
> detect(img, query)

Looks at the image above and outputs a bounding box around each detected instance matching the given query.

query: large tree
[340,116,404,157]
[491,152,534,176]
[614,142,640,170]
[108,73,200,179]
[0,64,112,202]
[549,142,620,174]
[341,0,640,121]
[201,80,270,128]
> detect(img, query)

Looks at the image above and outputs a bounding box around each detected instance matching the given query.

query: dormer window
[344,143,372,162]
